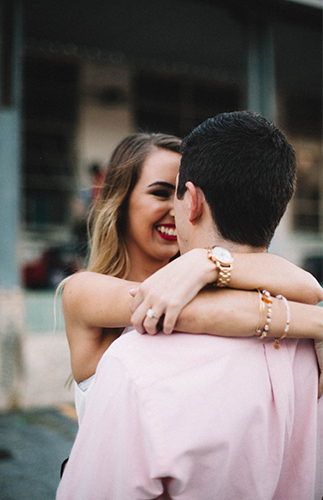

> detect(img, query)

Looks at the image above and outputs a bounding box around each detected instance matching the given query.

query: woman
[62,133,323,423]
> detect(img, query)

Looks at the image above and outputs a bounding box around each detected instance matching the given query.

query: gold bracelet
[257,290,273,339]
[273,294,290,349]
[255,289,266,336]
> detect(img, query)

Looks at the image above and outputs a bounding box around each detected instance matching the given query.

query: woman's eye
[152,190,171,198]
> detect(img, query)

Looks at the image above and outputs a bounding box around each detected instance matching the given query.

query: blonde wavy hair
[87,133,182,279]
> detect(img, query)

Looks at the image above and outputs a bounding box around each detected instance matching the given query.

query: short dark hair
[177,111,296,248]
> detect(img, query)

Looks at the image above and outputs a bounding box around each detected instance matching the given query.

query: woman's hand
[130,249,217,334]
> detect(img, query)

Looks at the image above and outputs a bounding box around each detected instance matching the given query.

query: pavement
[0,405,78,500]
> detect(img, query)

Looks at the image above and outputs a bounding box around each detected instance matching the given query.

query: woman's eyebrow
[148,181,175,190]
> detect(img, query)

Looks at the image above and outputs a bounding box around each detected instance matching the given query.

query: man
[57,112,322,499]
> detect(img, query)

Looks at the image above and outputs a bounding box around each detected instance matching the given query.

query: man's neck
[207,239,267,255]
[182,230,267,255]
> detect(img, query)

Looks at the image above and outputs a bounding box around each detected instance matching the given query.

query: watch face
[211,246,233,264]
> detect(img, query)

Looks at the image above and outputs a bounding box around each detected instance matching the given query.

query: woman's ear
[185,181,204,223]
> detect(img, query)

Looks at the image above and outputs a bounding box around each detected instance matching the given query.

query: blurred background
[0,0,322,412]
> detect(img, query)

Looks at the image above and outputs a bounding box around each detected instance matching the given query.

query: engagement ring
[146,308,159,320]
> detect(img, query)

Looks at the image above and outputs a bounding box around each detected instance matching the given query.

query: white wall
[269,202,322,268]
[76,61,134,188]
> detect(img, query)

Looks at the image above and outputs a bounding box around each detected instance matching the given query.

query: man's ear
[185,181,204,223]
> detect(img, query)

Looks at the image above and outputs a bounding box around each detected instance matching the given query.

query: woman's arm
[62,271,139,382]
[130,248,323,334]
[175,288,323,341]
[228,252,322,304]
[63,271,137,328]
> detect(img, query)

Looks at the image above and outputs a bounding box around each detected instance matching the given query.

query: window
[292,138,322,232]
[133,71,241,138]
[285,93,323,233]
[23,56,78,228]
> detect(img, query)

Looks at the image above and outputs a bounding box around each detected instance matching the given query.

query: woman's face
[124,148,181,276]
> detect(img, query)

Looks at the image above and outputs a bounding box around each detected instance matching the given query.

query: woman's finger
[130,288,144,314]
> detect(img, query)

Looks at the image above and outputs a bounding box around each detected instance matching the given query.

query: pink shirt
[57,331,323,500]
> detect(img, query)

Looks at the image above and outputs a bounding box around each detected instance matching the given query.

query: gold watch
[206,246,233,287]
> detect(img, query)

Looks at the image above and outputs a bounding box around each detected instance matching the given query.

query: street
[0,406,78,500]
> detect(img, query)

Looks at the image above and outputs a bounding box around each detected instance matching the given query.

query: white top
[74,375,96,425]
[74,326,134,424]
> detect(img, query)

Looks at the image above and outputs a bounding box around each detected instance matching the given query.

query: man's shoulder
[107,329,214,358]
[100,330,252,389]
[105,329,194,364]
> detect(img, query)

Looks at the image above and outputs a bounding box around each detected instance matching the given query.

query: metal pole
[0,0,24,410]
[247,19,277,123]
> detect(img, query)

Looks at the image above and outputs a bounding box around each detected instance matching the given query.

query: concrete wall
[0,290,74,411]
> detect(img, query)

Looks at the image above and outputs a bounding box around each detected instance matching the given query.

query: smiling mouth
[156,225,177,241]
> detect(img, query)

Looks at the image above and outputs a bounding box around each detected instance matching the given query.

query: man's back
[57,330,321,500]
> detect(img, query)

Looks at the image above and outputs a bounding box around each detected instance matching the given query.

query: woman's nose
[169,195,175,218]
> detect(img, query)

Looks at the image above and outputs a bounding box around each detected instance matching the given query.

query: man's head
[176,111,296,249]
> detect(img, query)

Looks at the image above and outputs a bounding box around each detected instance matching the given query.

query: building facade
[0,0,321,409]
[21,0,322,275]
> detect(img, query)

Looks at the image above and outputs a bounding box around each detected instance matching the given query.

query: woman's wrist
[256,294,323,343]
[182,248,219,288]
[254,291,291,348]
[199,248,219,286]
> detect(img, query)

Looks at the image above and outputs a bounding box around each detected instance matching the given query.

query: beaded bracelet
[257,290,273,339]
[273,294,290,349]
